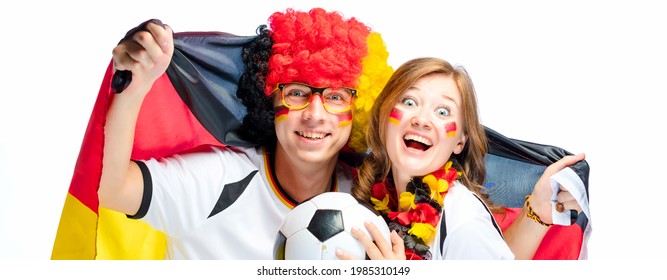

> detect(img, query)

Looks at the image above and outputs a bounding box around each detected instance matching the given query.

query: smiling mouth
[297,131,329,140]
[403,134,432,151]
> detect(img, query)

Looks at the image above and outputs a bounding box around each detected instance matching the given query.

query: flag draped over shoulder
[51,25,257,259]
[483,127,591,259]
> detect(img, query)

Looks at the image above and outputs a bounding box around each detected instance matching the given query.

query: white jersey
[431,182,515,260]
[133,146,354,259]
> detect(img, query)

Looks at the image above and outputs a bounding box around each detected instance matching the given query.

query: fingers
[350,223,381,259]
[557,185,583,212]
[112,42,136,72]
[364,221,392,254]
[557,191,582,213]
[530,153,585,223]
[334,226,372,260]
[139,23,174,60]
[335,248,358,260]
[112,22,174,88]
[562,201,582,213]
[544,153,586,176]
[556,190,573,202]
[363,221,405,260]
[389,231,406,259]
[126,24,172,69]
[343,221,405,260]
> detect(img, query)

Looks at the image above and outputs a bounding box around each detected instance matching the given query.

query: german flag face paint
[337,110,353,127]
[274,105,289,123]
[389,108,403,125]
[445,122,457,138]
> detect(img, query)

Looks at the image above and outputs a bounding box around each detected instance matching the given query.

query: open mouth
[297,131,329,140]
[403,133,432,151]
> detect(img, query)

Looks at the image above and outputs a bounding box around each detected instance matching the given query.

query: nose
[302,94,326,122]
[411,111,432,129]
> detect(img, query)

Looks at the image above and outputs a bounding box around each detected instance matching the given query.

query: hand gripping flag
[483,126,591,259]
[51,20,257,259]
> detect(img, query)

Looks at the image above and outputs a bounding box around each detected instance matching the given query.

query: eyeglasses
[276,82,357,113]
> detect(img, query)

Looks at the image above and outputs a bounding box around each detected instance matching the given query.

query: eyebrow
[440,93,460,107]
[404,85,460,106]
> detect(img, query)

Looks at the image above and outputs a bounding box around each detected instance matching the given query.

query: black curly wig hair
[236,25,276,147]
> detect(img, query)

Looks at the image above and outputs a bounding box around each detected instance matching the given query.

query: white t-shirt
[134,146,354,259]
[431,182,515,260]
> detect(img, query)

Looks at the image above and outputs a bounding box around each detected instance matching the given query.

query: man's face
[273,92,353,165]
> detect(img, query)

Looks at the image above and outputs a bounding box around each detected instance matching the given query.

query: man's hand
[111,20,174,95]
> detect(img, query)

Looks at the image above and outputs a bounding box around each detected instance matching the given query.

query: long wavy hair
[353,57,496,209]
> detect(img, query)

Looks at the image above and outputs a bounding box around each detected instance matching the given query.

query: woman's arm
[503,153,586,259]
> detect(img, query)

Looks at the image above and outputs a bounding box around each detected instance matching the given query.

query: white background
[1,0,665,268]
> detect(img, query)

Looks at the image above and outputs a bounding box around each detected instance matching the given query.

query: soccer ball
[273,192,391,260]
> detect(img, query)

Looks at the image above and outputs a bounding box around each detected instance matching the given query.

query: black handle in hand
[111,70,132,94]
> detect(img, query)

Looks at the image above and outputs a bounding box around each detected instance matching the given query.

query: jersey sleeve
[137,146,258,237]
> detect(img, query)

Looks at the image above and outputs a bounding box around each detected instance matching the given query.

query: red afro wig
[264,8,371,95]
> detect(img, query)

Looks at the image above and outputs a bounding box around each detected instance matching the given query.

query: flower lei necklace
[370,161,460,260]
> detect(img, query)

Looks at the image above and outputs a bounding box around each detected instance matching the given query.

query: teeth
[403,134,432,146]
[298,131,326,139]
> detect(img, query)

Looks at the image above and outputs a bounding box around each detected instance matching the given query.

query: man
[98,7,394,259]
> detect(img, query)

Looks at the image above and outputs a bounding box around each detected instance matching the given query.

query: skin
[384,74,466,193]
[98,23,176,215]
[271,90,354,202]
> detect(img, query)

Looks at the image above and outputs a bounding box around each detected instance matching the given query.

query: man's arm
[97,22,174,215]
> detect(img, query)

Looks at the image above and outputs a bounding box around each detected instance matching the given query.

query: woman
[339,57,584,260]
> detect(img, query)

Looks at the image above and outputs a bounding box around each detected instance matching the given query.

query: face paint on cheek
[274,105,289,123]
[336,110,353,127]
[445,122,457,138]
[389,108,403,125]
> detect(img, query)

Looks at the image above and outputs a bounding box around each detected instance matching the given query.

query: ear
[273,92,283,106]
[453,134,467,155]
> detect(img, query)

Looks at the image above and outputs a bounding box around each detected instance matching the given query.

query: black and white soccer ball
[273,192,391,260]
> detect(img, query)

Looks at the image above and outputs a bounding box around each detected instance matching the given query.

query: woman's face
[385,73,467,178]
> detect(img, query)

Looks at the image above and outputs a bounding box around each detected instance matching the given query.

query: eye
[436,107,451,118]
[287,89,308,98]
[401,97,416,107]
[328,94,342,101]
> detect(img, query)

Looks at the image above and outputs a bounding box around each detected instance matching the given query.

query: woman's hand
[530,153,585,224]
[336,221,405,260]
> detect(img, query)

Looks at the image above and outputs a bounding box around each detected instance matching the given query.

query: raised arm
[502,153,586,259]
[97,22,174,215]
